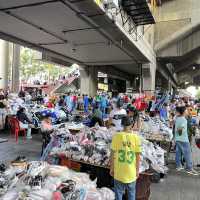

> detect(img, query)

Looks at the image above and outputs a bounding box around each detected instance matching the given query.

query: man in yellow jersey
[110,116,141,200]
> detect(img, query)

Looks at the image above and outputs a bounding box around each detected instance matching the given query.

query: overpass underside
[154,0,200,89]
[0,0,156,95]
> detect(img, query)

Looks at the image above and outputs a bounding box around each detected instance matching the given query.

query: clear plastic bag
[98,187,115,200]
[85,190,102,200]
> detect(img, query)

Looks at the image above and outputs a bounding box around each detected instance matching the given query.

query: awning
[121,0,155,26]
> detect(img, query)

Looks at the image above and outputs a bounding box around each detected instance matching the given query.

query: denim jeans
[84,106,88,113]
[114,179,136,200]
[175,141,193,170]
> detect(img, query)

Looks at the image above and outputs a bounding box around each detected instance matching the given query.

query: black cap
[121,116,132,127]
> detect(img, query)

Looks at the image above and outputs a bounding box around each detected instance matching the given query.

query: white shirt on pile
[110,108,127,131]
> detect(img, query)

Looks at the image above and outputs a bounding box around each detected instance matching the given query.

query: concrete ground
[0,132,200,200]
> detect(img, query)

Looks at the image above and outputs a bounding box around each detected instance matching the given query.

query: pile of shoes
[49,126,111,167]
[140,115,173,141]
[1,162,114,200]
[0,163,17,196]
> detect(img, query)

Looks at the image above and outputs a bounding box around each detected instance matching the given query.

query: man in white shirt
[109,100,127,131]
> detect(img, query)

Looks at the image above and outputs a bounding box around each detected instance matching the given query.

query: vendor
[109,99,127,131]
[40,114,54,155]
[127,104,140,131]
[110,116,141,200]
[16,107,34,139]
[41,114,54,133]
[26,92,32,102]
[90,104,103,127]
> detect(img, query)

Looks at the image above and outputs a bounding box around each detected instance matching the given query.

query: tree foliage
[20,47,70,83]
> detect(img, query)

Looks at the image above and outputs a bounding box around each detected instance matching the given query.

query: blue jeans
[101,107,106,118]
[84,105,88,113]
[175,141,193,170]
[71,102,76,111]
[114,179,136,200]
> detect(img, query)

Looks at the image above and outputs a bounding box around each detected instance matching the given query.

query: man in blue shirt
[64,93,72,112]
[83,94,89,113]
[100,94,107,117]
[175,106,198,175]
[159,103,168,122]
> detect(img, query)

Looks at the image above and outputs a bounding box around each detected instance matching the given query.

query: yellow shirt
[111,132,141,183]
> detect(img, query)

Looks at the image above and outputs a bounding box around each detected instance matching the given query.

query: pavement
[151,169,200,200]
[0,131,200,200]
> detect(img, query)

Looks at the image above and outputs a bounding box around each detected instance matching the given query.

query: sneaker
[186,169,199,176]
[176,167,184,171]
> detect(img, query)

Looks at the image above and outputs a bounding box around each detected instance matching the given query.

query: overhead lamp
[136,77,139,80]
[193,66,196,70]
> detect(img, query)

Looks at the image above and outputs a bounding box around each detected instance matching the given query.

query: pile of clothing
[7,94,70,126]
[140,139,168,174]
[1,161,115,200]
[48,125,114,167]
[44,124,167,174]
[141,115,173,141]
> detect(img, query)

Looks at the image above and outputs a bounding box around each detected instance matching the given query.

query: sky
[186,86,199,97]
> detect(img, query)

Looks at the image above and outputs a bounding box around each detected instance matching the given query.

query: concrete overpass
[152,0,200,89]
[0,0,158,95]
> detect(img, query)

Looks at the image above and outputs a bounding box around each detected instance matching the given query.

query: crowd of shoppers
[6,89,200,200]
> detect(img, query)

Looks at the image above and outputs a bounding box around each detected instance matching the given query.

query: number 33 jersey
[111,132,141,183]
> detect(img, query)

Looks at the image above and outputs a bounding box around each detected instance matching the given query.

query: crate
[136,173,151,200]
[59,156,81,171]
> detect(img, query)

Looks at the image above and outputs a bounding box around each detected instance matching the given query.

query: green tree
[20,47,71,83]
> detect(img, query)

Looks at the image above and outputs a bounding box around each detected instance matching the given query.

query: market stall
[39,121,169,199]
[140,114,173,164]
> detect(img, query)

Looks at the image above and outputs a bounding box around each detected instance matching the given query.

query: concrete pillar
[80,66,97,97]
[11,44,20,93]
[142,62,156,94]
[126,80,131,89]
[88,66,98,96]
[80,66,89,95]
[0,40,9,89]
[168,79,172,94]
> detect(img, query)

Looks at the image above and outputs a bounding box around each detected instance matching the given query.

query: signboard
[98,83,108,91]
[98,72,107,78]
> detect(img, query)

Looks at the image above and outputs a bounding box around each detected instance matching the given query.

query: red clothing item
[133,98,147,111]
[52,191,62,200]
[72,95,77,102]
[124,95,129,103]
[46,102,54,108]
